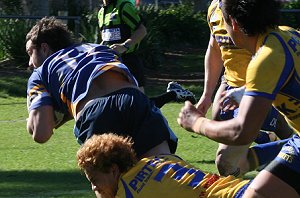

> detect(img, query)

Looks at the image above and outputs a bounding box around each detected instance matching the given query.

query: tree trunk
[23,0,49,15]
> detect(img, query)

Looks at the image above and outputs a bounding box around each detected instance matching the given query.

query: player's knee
[216,151,242,176]
[243,186,265,198]
[215,153,233,176]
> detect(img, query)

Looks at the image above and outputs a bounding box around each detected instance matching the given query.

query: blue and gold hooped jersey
[207,0,252,87]
[27,44,138,117]
[245,26,300,134]
[117,155,250,198]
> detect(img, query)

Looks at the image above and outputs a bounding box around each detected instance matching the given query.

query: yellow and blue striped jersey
[245,26,300,134]
[117,155,251,198]
[27,44,138,117]
[207,0,252,87]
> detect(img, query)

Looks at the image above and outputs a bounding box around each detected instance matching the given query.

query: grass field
[0,49,257,197]
[0,96,219,198]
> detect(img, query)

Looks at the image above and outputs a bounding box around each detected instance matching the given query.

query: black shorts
[74,88,177,157]
[122,52,146,87]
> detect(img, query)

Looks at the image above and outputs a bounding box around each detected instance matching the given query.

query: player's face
[102,0,110,6]
[26,40,48,69]
[85,169,118,198]
[221,0,240,47]
[223,17,235,43]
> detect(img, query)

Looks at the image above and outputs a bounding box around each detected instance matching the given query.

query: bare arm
[110,23,147,54]
[178,96,272,145]
[27,105,55,143]
[196,35,223,114]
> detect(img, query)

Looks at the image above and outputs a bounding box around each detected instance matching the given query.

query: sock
[254,131,278,144]
[149,91,176,108]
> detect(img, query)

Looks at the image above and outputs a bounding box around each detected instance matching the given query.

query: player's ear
[40,43,53,56]
[111,163,121,180]
[229,16,239,32]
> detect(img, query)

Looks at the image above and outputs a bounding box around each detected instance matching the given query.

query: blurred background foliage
[0,1,300,68]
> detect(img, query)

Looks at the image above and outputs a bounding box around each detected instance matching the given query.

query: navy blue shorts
[74,88,177,157]
[220,84,279,131]
[273,135,300,173]
[265,134,300,193]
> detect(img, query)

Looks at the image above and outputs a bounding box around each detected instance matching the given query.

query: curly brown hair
[26,16,77,52]
[77,133,138,173]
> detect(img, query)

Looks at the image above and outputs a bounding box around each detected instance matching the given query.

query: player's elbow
[230,124,255,145]
[33,135,49,143]
[32,129,53,143]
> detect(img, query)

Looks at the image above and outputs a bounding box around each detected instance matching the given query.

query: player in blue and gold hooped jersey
[178,0,300,197]
[77,133,252,198]
[26,17,177,158]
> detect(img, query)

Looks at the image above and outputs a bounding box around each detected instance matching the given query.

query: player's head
[102,0,113,6]
[77,133,137,198]
[26,16,75,53]
[221,0,280,36]
[25,17,76,68]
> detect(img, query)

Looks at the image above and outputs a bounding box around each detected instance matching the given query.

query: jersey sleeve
[245,34,287,100]
[121,2,142,31]
[27,70,52,111]
[207,0,217,33]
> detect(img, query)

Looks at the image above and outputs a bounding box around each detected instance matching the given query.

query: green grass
[0,96,219,198]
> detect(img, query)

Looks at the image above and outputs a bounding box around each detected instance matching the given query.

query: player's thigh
[216,143,250,162]
[274,112,294,139]
[243,170,299,198]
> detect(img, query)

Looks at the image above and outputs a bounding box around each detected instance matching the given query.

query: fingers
[220,97,239,112]
[177,101,202,132]
[109,44,126,54]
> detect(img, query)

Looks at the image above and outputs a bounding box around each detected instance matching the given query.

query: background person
[98,0,147,92]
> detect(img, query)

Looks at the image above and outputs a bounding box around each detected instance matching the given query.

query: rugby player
[77,133,253,198]
[196,0,294,177]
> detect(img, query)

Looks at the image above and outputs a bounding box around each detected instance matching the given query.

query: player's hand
[110,43,127,54]
[220,94,239,112]
[195,95,212,115]
[219,86,245,111]
[178,101,204,132]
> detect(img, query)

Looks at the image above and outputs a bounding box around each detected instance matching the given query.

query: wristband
[192,117,208,136]
[123,42,130,50]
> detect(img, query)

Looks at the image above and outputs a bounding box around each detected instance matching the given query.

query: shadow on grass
[0,69,30,98]
[0,102,26,106]
[0,170,94,197]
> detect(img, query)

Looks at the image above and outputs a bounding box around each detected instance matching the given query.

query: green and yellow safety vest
[98,0,141,53]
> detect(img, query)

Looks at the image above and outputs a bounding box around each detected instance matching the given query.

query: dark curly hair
[26,16,78,52]
[221,0,281,36]
[77,133,138,174]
